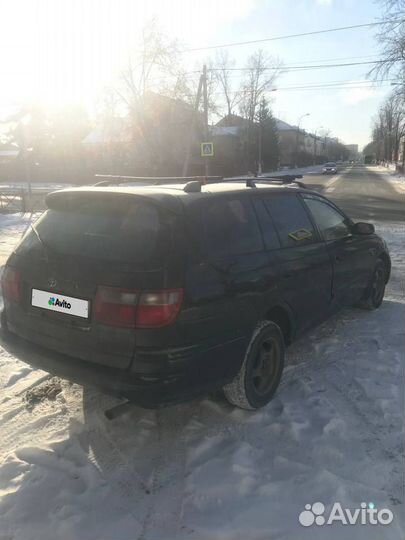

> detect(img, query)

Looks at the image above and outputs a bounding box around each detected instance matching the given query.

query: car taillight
[94,287,138,328]
[136,289,184,328]
[1,266,21,303]
[94,287,183,328]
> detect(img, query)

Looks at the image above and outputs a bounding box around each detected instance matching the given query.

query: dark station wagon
[0,177,391,412]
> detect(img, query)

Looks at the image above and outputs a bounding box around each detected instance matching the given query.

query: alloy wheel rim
[251,337,279,395]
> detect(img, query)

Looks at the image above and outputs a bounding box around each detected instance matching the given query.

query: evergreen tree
[257,97,279,172]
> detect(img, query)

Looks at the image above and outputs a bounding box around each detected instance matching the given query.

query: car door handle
[335,254,344,262]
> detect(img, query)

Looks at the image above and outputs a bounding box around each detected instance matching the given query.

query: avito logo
[299,502,394,527]
[48,297,72,310]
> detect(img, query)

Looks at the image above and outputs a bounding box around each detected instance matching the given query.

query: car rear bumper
[1,311,246,408]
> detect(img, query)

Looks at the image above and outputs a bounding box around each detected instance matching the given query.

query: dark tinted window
[31,197,173,266]
[303,196,351,241]
[252,198,281,250]
[202,196,263,256]
[263,194,315,248]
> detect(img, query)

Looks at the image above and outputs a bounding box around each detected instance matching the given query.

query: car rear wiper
[30,223,60,261]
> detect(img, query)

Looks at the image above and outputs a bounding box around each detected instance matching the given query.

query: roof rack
[180,175,307,192]
[93,174,223,187]
[246,175,306,189]
[93,173,306,192]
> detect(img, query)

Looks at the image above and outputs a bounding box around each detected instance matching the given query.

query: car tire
[0,310,9,338]
[357,259,387,310]
[223,320,285,410]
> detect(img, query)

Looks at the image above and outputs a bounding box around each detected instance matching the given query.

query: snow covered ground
[0,212,404,540]
[374,165,405,194]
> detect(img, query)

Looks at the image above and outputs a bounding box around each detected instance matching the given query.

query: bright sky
[0,0,396,149]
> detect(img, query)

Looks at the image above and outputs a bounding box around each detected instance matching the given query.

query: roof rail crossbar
[260,174,303,180]
[256,175,306,188]
[94,174,223,187]
[246,178,257,188]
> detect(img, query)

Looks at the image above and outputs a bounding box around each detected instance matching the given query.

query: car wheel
[223,320,285,410]
[357,260,386,310]
[0,310,9,338]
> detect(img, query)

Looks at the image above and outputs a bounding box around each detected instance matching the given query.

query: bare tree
[213,50,241,116]
[118,19,182,103]
[116,20,190,171]
[370,0,405,84]
[237,50,281,171]
[239,50,281,124]
[371,89,405,162]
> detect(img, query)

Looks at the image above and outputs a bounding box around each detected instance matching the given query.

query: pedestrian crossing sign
[201,142,214,157]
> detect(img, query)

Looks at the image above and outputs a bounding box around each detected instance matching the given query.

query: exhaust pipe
[104,400,135,420]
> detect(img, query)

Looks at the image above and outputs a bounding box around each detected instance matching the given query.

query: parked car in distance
[322,162,337,174]
[1,178,391,411]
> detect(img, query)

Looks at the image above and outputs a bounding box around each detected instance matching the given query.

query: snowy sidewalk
[0,214,404,540]
[371,165,405,194]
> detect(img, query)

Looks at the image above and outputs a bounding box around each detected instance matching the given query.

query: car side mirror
[352,222,375,235]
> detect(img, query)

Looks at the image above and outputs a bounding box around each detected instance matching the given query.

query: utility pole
[258,124,263,175]
[202,64,210,177]
[182,73,203,177]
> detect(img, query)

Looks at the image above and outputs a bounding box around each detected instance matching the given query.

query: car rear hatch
[3,188,185,371]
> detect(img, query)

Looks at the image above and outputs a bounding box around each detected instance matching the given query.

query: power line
[181,19,405,53]
[274,81,397,91]
[207,59,402,73]
[272,84,394,93]
[151,58,401,83]
[273,54,380,64]
[276,78,398,89]
[119,55,399,86]
[209,79,398,96]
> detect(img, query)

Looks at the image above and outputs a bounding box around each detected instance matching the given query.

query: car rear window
[262,194,316,248]
[33,196,174,266]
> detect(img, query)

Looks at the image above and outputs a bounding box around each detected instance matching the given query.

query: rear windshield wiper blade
[30,223,61,261]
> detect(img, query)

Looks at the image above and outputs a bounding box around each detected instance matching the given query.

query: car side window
[262,194,316,248]
[252,198,281,250]
[202,196,263,256]
[303,196,351,241]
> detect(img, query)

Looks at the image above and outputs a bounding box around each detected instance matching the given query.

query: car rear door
[260,192,333,332]
[183,194,272,377]
[301,193,370,308]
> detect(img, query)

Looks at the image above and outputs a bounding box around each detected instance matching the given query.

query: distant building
[214,114,330,171]
[276,120,322,166]
[345,144,359,159]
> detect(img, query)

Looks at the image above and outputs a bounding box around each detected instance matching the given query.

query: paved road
[304,165,404,222]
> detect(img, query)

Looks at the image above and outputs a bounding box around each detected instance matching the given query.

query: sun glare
[0,0,256,113]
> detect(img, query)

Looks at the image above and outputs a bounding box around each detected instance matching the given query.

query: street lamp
[296,113,310,167]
